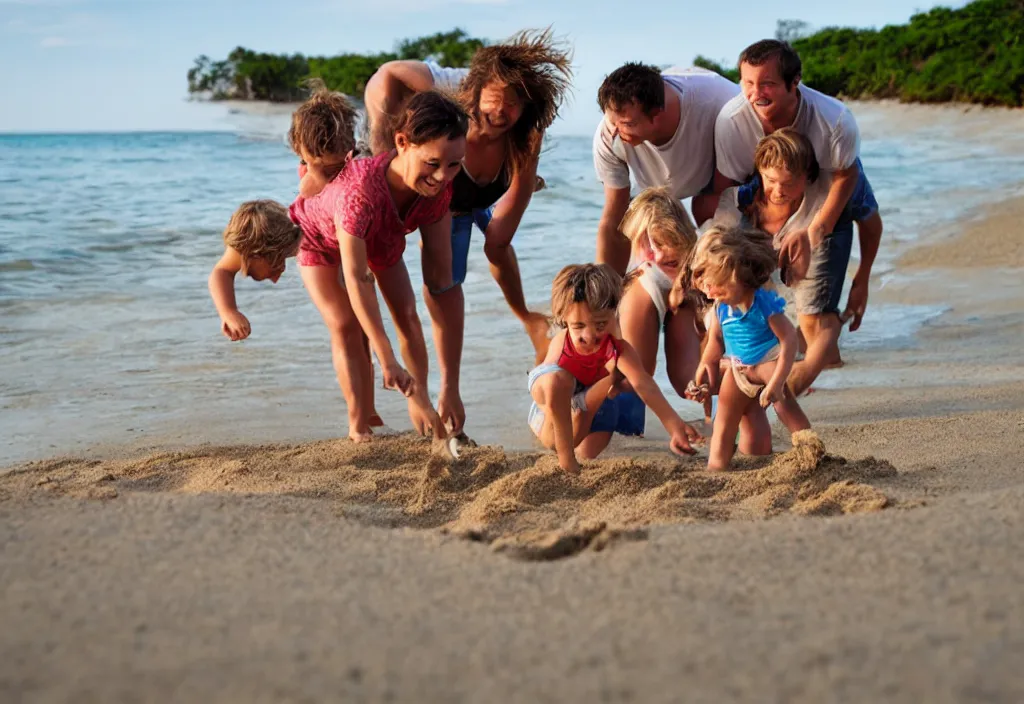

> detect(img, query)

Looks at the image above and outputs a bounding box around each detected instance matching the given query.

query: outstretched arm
[483,143,539,322]
[420,213,466,433]
[596,186,631,275]
[338,224,412,396]
[208,248,250,341]
[762,313,799,407]
[363,60,435,156]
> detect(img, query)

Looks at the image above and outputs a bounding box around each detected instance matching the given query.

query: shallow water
[2,108,1024,464]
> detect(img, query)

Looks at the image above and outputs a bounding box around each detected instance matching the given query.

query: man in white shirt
[712,40,883,395]
[592,62,739,399]
[593,62,740,275]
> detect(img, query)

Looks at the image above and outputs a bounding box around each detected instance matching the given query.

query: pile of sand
[1,431,896,560]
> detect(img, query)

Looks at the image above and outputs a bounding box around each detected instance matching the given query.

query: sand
[4,102,1024,701]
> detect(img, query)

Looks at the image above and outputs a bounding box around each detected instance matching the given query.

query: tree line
[189,1,1023,107]
[696,0,1024,107]
[187,29,485,102]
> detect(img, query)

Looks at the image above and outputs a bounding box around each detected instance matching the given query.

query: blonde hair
[288,78,358,159]
[550,263,622,327]
[754,127,819,182]
[223,200,302,270]
[619,187,698,260]
[689,225,777,292]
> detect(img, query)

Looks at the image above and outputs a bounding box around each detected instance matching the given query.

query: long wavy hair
[457,28,573,175]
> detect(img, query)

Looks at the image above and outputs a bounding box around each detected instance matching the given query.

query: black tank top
[449,161,511,213]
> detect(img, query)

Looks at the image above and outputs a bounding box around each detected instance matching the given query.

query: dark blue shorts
[450,207,494,286]
[589,391,647,436]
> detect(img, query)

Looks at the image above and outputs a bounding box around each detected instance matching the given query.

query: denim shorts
[526,365,646,438]
[450,207,494,286]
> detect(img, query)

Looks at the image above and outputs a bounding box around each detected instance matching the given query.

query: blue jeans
[450,207,494,286]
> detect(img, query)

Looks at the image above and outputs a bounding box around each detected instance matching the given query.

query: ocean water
[3,111,1024,463]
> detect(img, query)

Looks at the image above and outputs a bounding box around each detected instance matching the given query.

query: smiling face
[760,166,807,208]
[563,302,615,355]
[476,81,524,138]
[394,133,467,197]
[740,59,799,127]
[604,100,660,147]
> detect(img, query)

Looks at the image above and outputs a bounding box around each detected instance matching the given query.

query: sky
[0,0,969,135]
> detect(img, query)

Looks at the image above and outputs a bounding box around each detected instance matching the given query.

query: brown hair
[754,128,819,182]
[288,78,358,159]
[738,39,802,89]
[457,27,573,175]
[550,263,623,327]
[597,62,665,115]
[619,187,699,259]
[223,200,302,269]
[689,225,777,292]
[392,90,469,145]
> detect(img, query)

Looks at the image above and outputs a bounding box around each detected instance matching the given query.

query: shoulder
[592,117,621,157]
[800,85,852,127]
[716,92,753,129]
[665,68,740,106]
[754,287,787,316]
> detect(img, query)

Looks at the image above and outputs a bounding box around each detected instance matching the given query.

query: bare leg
[571,374,616,446]
[530,369,580,474]
[708,369,754,471]
[664,306,702,399]
[300,265,375,442]
[737,405,773,456]
[576,431,613,460]
[789,312,842,397]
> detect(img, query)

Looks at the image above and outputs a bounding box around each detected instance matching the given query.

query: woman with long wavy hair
[364,29,573,432]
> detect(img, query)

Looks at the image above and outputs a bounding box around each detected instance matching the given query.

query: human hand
[842,276,869,332]
[685,379,710,403]
[668,422,699,456]
[220,310,251,341]
[382,361,415,397]
[760,380,783,409]
[437,385,466,435]
[778,229,811,285]
[408,394,444,440]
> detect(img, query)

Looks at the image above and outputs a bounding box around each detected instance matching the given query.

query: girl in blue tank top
[687,225,811,471]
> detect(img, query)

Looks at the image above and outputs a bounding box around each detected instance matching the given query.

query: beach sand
[4,105,1024,701]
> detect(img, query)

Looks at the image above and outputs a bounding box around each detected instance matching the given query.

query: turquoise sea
[3,106,1024,463]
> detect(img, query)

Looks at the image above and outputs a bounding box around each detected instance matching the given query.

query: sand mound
[1,431,896,560]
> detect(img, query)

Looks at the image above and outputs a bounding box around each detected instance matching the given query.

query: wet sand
[4,105,1024,701]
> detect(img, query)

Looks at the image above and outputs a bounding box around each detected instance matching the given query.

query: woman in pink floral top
[290,91,468,442]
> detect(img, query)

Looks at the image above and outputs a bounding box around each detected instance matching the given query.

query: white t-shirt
[709,175,832,247]
[427,62,467,94]
[593,68,740,200]
[715,84,860,183]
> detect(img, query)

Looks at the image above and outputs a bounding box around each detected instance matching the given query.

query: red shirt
[291,151,452,271]
[557,334,621,387]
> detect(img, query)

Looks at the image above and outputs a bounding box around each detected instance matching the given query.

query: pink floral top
[291,151,452,271]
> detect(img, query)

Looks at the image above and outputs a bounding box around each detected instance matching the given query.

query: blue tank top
[716,287,787,366]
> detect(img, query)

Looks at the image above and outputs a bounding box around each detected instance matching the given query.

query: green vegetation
[187,29,485,101]
[695,0,1024,107]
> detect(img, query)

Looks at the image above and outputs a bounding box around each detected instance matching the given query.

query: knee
[534,370,573,403]
[326,315,364,348]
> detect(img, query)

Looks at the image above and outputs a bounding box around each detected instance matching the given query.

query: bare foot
[369,413,385,427]
[523,312,552,365]
[349,427,374,443]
